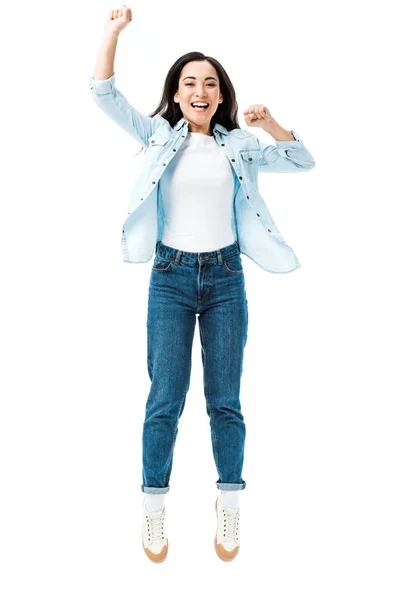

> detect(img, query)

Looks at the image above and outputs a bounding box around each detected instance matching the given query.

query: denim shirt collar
[173,117,228,136]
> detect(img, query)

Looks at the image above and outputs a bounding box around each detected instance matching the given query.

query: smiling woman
[90,4,315,566]
[148,52,240,136]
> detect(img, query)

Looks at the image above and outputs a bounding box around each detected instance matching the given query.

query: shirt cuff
[89,72,115,95]
[275,130,303,146]
[275,130,304,156]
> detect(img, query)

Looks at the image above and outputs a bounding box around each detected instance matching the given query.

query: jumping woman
[90,3,316,563]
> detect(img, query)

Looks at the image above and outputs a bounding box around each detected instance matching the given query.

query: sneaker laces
[222,506,240,543]
[146,510,165,543]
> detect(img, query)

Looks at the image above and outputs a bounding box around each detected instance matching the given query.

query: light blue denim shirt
[89,73,316,274]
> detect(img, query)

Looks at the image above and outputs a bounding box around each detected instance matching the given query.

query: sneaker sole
[142,539,169,563]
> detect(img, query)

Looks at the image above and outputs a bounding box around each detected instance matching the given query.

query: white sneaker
[142,497,168,563]
[214,496,240,561]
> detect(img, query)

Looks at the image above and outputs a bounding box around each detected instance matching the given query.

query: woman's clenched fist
[243,104,275,129]
[104,3,132,36]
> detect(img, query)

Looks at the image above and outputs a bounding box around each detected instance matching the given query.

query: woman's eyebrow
[183,76,218,81]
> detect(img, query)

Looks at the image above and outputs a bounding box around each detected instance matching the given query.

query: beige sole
[142,539,168,563]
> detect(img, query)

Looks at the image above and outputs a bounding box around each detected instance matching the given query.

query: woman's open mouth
[191,103,209,112]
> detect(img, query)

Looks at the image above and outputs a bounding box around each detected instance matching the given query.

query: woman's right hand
[104,4,132,37]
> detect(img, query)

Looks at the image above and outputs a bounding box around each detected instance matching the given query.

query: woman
[90,4,316,564]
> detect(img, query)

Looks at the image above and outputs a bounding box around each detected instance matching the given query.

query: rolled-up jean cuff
[216,481,246,491]
[141,485,170,494]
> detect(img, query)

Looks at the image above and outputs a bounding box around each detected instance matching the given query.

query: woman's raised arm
[93,4,132,80]
[90,4,155,147]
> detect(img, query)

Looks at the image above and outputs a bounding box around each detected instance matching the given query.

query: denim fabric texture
[89,71,316,494]
[142,240,248,493]
[89,73,316,274]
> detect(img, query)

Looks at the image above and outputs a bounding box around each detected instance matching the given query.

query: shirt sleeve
[256,130,316,173]
[89,72,155,147]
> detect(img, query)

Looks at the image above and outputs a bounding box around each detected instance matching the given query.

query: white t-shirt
[159,131,236,252]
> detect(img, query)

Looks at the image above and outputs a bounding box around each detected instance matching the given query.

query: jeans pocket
[222,254,243,274]
[152,255,173,272]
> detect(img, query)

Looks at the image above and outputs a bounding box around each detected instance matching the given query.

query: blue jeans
[141,240,248,494]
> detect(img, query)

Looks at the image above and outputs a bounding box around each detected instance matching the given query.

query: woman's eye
[185,83,216,86]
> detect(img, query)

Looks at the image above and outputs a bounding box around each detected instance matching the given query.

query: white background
[1,0,399,597]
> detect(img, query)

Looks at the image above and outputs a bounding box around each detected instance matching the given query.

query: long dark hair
[149,51,241,132]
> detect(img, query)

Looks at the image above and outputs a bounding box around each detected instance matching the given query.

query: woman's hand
[243,104,275,129]
[104,3,132,37]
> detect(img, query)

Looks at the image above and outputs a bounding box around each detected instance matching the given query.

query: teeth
[192,103,208,107]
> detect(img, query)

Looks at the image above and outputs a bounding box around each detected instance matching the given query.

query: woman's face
[174,60,223,135]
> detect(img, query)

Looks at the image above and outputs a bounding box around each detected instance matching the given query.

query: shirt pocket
[148,134,169,147]
[239,149,260,179]
[145,133,170,159]
[239,149,259,164]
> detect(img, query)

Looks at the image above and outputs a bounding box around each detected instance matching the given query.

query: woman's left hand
[243,104,275,128]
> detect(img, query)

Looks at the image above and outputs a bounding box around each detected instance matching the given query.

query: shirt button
[140,198,143,201]
[248,157,253,161]
[152,181,156,184]
[151,140,155,144]
[173,149,176,152]
[163,163,166,166]
[231,158,235,162]
[267,228,271,231]
[221,143,225,146]
[247,196,249,199]
[239,176,243,180]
